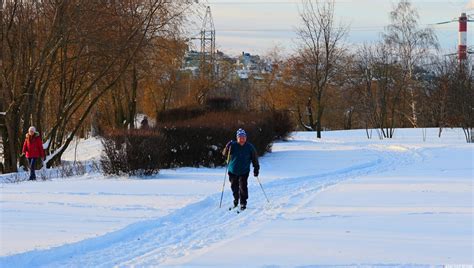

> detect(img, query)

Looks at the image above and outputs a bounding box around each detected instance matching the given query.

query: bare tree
[448,57,474,143]
[1,0,65,172]
[145,37,188,119]
[349,42,404,139]
[418,55,453,136]
[418,54,473,143]
[254,47,288,112]
[383,0,438,128]
[294,0,347,138]
[348,44,380,138]
[1,0,194,172]
[191,59,235,106]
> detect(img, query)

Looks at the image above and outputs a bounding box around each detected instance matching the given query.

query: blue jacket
[223,141,260,176]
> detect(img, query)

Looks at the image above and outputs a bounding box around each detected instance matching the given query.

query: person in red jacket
[22,126,45,180]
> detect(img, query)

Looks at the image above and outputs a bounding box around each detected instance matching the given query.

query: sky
[189,0,474,57]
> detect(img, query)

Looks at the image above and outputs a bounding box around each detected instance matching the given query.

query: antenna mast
[200,6,216,80]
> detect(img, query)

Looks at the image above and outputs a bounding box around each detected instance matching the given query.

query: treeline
[1,0,472,173]
[249,0,473,142]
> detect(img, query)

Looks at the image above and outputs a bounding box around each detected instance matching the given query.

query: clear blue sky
[191,0,473,57]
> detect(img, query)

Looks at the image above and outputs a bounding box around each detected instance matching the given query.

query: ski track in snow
[0,140,425,267]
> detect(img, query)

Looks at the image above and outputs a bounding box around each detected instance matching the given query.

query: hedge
[100,110,292,175]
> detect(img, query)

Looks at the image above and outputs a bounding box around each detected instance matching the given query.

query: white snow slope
[0,128,472,267]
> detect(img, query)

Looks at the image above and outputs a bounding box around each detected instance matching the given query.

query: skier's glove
[225,140,233,150]
[254,170,259,177]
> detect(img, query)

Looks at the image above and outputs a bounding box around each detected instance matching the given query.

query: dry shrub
[100,110,292,173]
[100,129,165,176]
[156,107,206,123]
[157,110,292,168]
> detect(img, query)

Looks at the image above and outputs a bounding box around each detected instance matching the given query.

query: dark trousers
[229,172,249,206]
[28,158,37,180]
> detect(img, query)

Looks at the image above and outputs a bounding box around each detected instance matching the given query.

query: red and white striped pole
[458,13,468,62]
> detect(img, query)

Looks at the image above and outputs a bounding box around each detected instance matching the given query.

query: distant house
[183,49,272,81]
[237,69,249,80]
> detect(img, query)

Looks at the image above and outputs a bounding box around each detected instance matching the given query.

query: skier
[223,128,260,211]
[22,126,45,181]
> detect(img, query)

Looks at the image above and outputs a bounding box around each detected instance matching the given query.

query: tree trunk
[316,120,322,138]
[128,66,138,129]
[4,115,19,172]
[306,98,315,131]
[315,94,324,139]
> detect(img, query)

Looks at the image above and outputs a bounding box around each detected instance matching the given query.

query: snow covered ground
[0,128,472,267]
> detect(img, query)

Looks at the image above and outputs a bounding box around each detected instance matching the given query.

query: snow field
[0,128,472,266]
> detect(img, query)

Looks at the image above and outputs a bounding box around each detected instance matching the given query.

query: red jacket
[22,133,45,159]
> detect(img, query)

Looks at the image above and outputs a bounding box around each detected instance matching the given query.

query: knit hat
[28,126,36,133]
[236,128,247,137]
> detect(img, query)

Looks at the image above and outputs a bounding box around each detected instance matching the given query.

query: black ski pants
[228,172,249,206]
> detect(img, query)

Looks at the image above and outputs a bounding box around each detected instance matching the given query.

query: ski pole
[255,176,270,203]
[219,147,231,208]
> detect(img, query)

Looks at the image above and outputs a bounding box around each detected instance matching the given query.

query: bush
[100,110,293,174]
[270,110,293,140]
[205,97,234,111]
[156,97,236,124]
[100,129,165,176]
[157,110,292,168]
[156,107,206,123]
[58,161,87,178]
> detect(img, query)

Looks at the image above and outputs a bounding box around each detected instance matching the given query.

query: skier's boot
[240,204,246,211]
[229,200,238,210]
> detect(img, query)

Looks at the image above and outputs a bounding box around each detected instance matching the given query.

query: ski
[228,206,244,214]
[237,207,247,213]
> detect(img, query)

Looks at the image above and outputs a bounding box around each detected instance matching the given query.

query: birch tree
[294,0,347,138]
